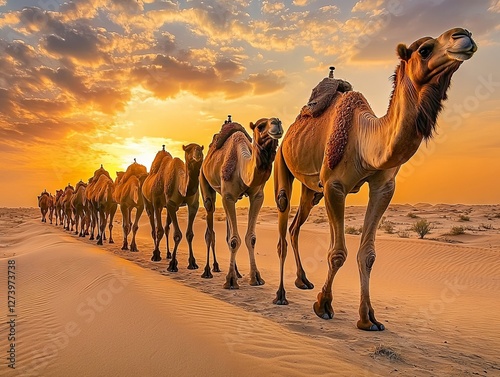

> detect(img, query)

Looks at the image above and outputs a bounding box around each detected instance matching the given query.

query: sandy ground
[1,204,500,376]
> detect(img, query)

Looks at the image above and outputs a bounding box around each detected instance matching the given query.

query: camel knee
[358,250,376,271]
[245,233,256,248]
[204,197,213,212]
[132,224,139,233]
[276,189,288,213]
[228,235,241,251]
[173,231,182,244]
[329,250,347,269]
[186,230,194,243]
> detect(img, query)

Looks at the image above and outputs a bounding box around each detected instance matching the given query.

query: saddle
[299,77,353,118]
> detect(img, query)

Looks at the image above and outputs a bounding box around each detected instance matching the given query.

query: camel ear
[397,44,411,61]
[201,145,204,151]
[182,145,187,151]
[250,122,256,130]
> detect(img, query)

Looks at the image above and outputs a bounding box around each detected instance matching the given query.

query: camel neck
[184,161,202,196]
[242,137,277,187]
[359,65,426,170]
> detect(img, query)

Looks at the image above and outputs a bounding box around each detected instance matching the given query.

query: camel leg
[89,207,97,240]
[108,204,117,244]
[121,205,130,250]
[290,184,318,290]
[313,180,347,320]
[165,213,172,259]
[200,173,217,278]
[151,204,164,261]
[49,208,53,224]
[222,194,240,289]
[186,196,199,270]
[130,205,143,252]
[225,219,241,278]
[144,200,156,246]
[74,209,80,235]
[245,189,265,286]
[356,174,395,331]
[97,207,106,245]
[274,145,293,305]
[166,204,181,273]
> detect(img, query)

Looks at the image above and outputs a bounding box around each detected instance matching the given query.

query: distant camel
[86,165,112,241]
[142,146,171,260]
[48,193,55,224]
[71,180,88,237]
[200,116,283,288]
[61,184,74,231]
[89,166,117,245]
[113,160,148,252]
[37,190,51,223]
[54,189,64,226]
[273,28,476,330]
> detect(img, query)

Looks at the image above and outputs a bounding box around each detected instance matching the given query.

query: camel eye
[257,123,266,131]
[419,47,431,59]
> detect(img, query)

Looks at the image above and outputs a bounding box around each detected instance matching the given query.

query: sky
[0,0,499,207]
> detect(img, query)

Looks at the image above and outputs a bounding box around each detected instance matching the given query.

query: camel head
[397,28,476,88]
[115,171,125,184]
[395,28,476,139]
[250,117,283,144]
[182,143,204,167]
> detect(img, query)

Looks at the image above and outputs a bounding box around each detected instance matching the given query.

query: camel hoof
[223,277,239,290]
[167,259,178,272]
[166,251,172,259]
[109,239,114,244]
[89,235,95,241]
[151,251,162,262]
[313,291,334,320]
[201,266,213,279]
[129,245,138,252]
[295,276,314,290]
[121,245,128,251]
[97,240,103,246]
[357,321,385,331]
[249,271,265,286]
[273,289,289,305]
[187,259,199,270]
[212,262,221,273]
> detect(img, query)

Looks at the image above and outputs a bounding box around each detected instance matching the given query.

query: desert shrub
[345,225,362,235]
[450,226,465,235]
[380,220,395,234]
[397,230,410,238]
[412,219,432,239]
[480,223,493,230]
[458,214,470,222]
[407,212,418,219]
[312,217,327,224]
[372,345,403,362]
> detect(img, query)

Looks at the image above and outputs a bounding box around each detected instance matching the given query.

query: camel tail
[132,185,139,205]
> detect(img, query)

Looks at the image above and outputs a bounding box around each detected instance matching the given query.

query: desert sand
[1,204,499,376]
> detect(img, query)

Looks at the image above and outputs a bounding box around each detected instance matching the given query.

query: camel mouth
[268,131,283,140]
[447,33,477,61]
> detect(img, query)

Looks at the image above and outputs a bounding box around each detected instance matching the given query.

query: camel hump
[209,122,252,152]
[300,77,353,119]
[122,161,148,183]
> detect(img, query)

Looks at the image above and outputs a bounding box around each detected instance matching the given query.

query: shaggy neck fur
[360,61,458,169]
[244,133,279,187]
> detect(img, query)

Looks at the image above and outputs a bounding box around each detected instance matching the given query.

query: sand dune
[1,204,500,376]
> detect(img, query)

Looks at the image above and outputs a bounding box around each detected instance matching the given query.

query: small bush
[407,212,418,219]
[458,214,470,222]
[312,217,327,224]
[480,223,493,230]
[450,226,465,235]
[345,225,362,235]
[380,221,395,234]
[412,219,432,239]
[397,230,410,238]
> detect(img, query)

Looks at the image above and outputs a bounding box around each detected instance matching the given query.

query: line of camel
[37,28,476,331]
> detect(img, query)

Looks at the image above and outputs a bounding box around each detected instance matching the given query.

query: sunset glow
[0,0,499,207]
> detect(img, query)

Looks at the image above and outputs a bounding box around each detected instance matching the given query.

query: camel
[71,180,88,237]
[113,159,148,252]
[273,28,477,330]
[142,145,204,272]
[37,190,50,223]
[54,189,64,226]
[200,116,283,288]
[86,165,112,241]
[142,146,171,260]
[88,166,117,245]
[61,184,74,231]
[48,193,55,224]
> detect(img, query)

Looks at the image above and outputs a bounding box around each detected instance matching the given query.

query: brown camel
[88,166,117,245]
[37,190,50,223]
[273,28,477,330]
[61,184,74,231]
[113,160,148,252]
[54,189,64,226]
[200,116,283,288]
[71,180,88,237]
[48,193,55,224]
[86,165,112,241]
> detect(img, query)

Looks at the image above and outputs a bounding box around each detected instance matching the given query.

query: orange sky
[0,0,499,207]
